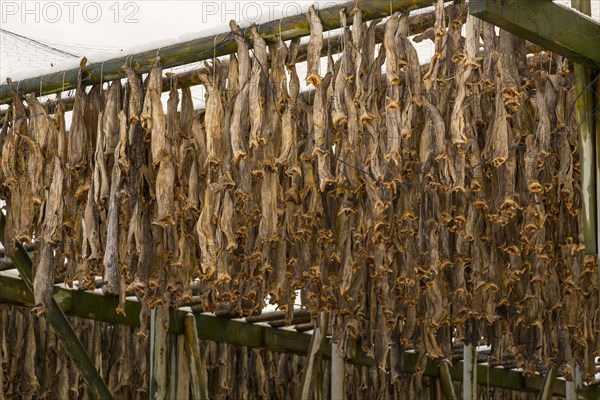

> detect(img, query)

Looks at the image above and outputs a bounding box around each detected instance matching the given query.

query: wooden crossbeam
[470,0,600,69]
[0,6,441,118]
[1,273,599,396]
[0,0,442,104]
[0,215,113,400]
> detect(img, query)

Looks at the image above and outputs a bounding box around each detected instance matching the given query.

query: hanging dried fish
[32,155,63,315]
[306,6,323,87]
[248,26,267,149]
[103,81,121,154]
[141,57,167,165]
[199,66,224,167]
[103,111,127,296]
[312,73,334,191]
[0,5,597,388]
[66,58,89,173]
[384,12,401,86]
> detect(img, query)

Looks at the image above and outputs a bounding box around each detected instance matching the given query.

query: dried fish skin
[103,111,129,296]
[271,37,289,109]
[230,20,251,88]
[82,177,101,263]
[258,168,279,243]
[24,93,51,153]
[275,102,296,168]
[230,84,249,163]
[248,26,268,149]
[306,6,323,87]
[19,134,44,206]
[93,111,110,206]
[155,155,176,227]
[32,243,54,316]
[166,84,182,141]
[67,58,90,173]
[42,156,63,246]
[384,13,401,86]
[199,69,224,168]
[196,184,219,276]
[141,58,168,166]
[102,80,122,154]
[312,74,335,191]
[486,77,510,168]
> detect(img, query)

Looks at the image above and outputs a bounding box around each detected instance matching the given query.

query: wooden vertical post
[575,363,583,396]
[176,335,190,400]
[571,0,597,254]
[301,311,330,400]
[168,335,178,400]
[462,345,477,400]
[150,308,168,400]
[595,26,600,341]
[331,342,345,400]
[184,314,209,400]
[537,367,556,400]
[440,362,457,400]
[566,382,577,400]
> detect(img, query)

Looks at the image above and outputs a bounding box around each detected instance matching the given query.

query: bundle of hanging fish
[0,0,598,381]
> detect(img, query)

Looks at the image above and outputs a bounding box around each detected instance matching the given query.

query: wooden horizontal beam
[470,0,600,68]
[0,5,444,118]
[1,273,599,396]
[0,0,440,104]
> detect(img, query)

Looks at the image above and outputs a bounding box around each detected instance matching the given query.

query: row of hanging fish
[0,0,598,381]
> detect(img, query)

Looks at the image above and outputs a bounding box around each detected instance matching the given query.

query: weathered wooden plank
[331,343,345,400]
[149,308,168,400]
[570,0,598,254]
[300,311,329,400]
[470,0,600,68]
[0,215,114,400]
[0,0,441,104]
[440,362,457,400]
[537,367,557,400]
[175,335,190,400]
[1,273,600,397]
[596,69,600,292]
[184,314,208,400]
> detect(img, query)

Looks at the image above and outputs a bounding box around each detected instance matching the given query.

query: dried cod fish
[306,6,323,87]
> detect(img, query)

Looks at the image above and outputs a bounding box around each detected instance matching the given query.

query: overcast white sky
[0,1,347,47]
[1,1,597,46]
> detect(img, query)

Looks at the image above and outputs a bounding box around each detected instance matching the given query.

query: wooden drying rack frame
[1,0,599,399]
